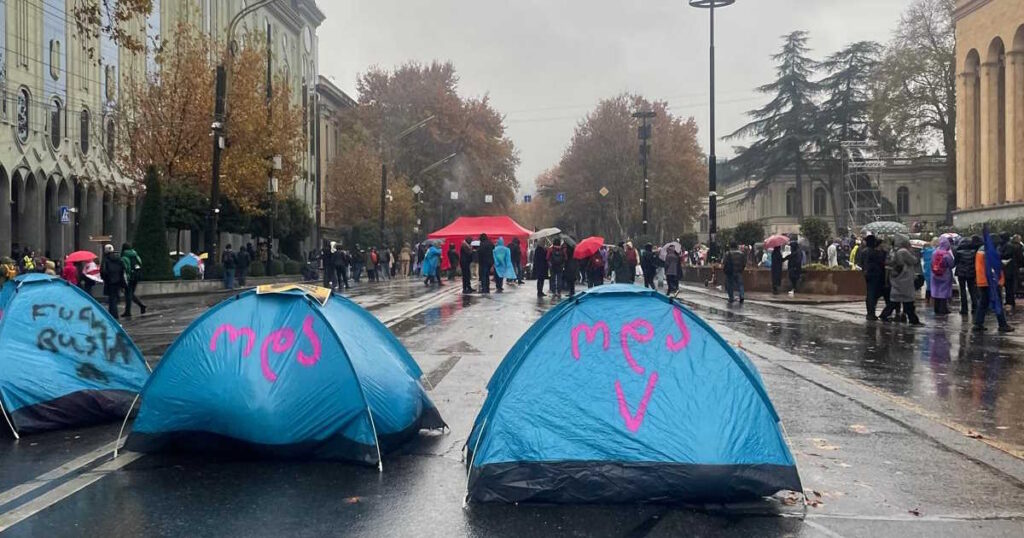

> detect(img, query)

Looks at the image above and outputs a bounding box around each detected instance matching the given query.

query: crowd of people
[1,243,147,321]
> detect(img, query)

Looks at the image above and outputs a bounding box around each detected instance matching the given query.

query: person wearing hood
[955,235,981,315]
[0,256,17,286]
[446,243,459,281]
[974,238,1014,333]
[399,244,412,277]
[121,243,147,317]
[861,235,887,320]
[880,235,922,325]
[547,238,567,298]
[664,244,681,294]
[100,244,126,320]
[930,237,955,316]
[474,234,494,293]
[493,238,517,293]
[921,238,937,304]
[62,258,79,285]
[563,244,579,297]
[509,238,524,284]
[640,244,657,289]
[533,241,549,297]
[460,237,475,294]
[624,242,639,283]
[332,244,351,290]
[422,243,443,286]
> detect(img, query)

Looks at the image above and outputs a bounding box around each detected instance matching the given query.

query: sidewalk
[680,283,863,304]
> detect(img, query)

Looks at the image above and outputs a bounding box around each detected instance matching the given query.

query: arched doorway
[1010,26,1024,202]
[19,171,42,253]
[963,49,982,208]
[57,178,71,257]
[45,175,59,257]
[0,167,10,256]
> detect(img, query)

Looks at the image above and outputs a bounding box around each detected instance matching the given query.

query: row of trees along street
[325,61,520,247]
[729,0,955,233]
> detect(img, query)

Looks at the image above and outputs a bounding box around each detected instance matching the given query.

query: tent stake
[0,401,19,440]
[366,405,384,473]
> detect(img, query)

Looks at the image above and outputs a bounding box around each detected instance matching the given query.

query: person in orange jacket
[974,244,1014,333]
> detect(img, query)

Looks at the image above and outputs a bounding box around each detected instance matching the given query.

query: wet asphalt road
[1,278,1023,537]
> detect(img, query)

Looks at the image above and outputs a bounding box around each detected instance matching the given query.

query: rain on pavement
[1,280,1023,537]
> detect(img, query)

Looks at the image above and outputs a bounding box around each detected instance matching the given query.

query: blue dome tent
[0,274,150,437]
[466,284,801,503]
[125,285,445,466]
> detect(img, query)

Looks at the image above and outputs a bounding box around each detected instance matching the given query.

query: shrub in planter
[269,259,285,276]
[180,265,199,280]
[249,262,266,277]
[284,261,302,275]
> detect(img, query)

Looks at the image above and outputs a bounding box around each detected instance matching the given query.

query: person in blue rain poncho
[422,243,443,287]
[492,238,518,293]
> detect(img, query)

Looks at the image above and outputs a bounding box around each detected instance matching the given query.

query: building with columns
[694,157,951,242]
[1,0,323,260]
[316,75,358,245]
[953,0,1024,227]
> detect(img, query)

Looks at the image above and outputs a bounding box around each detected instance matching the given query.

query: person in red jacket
[62,259,79,286]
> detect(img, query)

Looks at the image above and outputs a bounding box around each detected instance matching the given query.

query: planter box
[681,267,866,295]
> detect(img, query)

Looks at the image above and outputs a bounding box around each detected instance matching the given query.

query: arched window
[49,97,62,149]
[785,187,797,217]
[80,109,91,154]
[897,186,910,215]
[813,187,827,216]
[49,39,61,80]
[16,88,30,144]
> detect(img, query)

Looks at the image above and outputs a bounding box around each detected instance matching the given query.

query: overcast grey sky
[318,0,915,194]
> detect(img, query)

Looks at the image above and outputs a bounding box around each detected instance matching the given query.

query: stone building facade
[1,0,324,259]
[953,0,1024,227]
[696,157,950,240]
[316,75,357,244]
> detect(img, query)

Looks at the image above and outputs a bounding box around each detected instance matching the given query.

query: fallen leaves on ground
[908,508,922,517]
[809,438,840,451]
[344,497,361,504]
[965,430,984,439]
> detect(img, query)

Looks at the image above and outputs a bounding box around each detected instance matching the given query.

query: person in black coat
[509,238,524,283]
[1000,232,1022,312]
[640,244,657,289]
[770,246,784,294]
[860,235,887,320]
[533,242,549,297]
[332,247,350,290]
[459,237,475,293]
[954,236,981,315]
[564,245,579,298]
[477,234,495,294]
[783,241,802,294]
[100,244,126,320]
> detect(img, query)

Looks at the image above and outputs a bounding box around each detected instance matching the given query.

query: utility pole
[633,110,656,236]
[209,0,281,263]
[379,163,388,247]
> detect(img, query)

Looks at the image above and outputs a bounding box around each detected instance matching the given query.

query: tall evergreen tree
[133,167,173,280]
[814,41,883,231]
[728,31,820,220]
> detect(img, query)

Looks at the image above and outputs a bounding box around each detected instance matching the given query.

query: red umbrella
[573,236,605,260]
[764,235,789,250]
[65,250,98,263]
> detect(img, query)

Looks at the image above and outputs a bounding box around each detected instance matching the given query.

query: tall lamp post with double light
[380,116,437,246]
[688,0,734,261]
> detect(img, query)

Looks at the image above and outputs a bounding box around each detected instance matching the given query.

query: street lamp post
[267,155,282,275]
[380,115,437,246]
[209,0,281,262]
[632,111,656,236]
[688,0,734,261]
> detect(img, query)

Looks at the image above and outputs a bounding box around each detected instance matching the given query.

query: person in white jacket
[827,240,839,267]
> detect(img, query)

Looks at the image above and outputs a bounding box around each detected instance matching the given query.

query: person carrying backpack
[547,239,567,298]
[222,244,237,289]
[121,243,147,317]
[930,237,955,316]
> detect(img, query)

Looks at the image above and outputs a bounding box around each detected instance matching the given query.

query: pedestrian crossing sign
[59,206,71,224]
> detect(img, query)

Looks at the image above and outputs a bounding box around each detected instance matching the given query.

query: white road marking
[0,452,142,532]
[0,441,119,508]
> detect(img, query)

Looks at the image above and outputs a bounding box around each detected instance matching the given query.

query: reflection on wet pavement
[678,297,1024,454]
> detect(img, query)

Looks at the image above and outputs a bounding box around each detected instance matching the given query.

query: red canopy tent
[427,216,532,259]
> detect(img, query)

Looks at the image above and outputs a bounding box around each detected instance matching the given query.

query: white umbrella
[529,227,561,240]
[659,241,682,261]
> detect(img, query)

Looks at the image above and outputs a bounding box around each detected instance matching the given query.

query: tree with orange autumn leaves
[119,22,304,214]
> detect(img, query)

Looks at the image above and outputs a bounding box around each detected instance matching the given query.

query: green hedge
[180,265,199,280]
[269,260,284,276]
[953,218,1024,238]
[284,261,302,275]
[249,262,266,277]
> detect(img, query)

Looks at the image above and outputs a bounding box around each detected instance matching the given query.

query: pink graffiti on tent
[209,315,322,383]
[570,321,610,360]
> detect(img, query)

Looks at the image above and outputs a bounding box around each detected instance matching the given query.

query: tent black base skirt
[125,406,447,464]
[467,460,802,504]
[7,389,138,435]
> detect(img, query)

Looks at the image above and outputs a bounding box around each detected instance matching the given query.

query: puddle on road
[679,298,1024,453]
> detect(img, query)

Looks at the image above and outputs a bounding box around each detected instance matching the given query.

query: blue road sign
[556,193,566,203]
[59,206,71,225]
[523,195,532,203]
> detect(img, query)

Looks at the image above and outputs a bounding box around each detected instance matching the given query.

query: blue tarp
[125,287,445,464]
[0,274,149,435]
[466,284,801,503]
[172,253,201,278]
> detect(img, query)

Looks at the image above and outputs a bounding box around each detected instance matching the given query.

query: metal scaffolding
[842,141,893,229]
